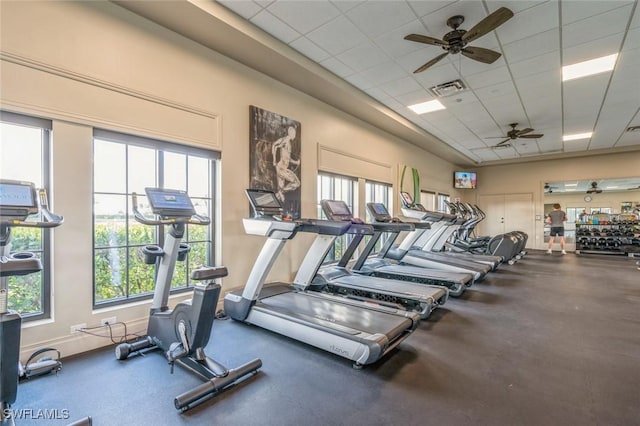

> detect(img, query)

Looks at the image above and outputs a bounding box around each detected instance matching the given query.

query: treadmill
[224,189,420,368]
[398,192,491,281]
[348,202,474,297]
[417,209,503,270]
[308,200,448,318]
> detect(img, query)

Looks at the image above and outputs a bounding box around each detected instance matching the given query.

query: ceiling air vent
[429,79,467,97]
[626,125,640,132]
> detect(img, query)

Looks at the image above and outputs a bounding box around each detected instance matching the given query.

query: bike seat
[190,266,228,281]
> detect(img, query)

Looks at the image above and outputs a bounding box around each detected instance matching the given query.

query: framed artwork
[249,106,301,218]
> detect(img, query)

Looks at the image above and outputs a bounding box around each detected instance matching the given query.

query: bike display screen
[0,182,36,208]
[145,188,195,217]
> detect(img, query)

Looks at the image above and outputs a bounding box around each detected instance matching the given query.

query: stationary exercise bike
[0,179,91,426]
[114,188,261,411]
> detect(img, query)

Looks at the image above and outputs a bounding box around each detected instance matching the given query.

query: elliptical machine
[114,188,261,412]
[0,179,91,426]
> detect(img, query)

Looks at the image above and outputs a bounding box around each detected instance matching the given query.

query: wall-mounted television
[453,171,477,189]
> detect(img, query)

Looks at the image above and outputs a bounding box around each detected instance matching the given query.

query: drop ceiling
[116,0,640,166]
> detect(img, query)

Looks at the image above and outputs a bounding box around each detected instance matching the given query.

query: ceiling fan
[486,123,544,148]
[587,181,603,194]
[544,183,559,193]
[404,7,514,73]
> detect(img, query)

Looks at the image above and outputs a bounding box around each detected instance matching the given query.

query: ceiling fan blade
[485,136,509,139]
[519,134,544,139]
[516,128,534,135]
[413,52,449,73]
[461,7,514,44]
[404,34,448,47]
[461,46,501,64]
[492,143,512,149]
[494,138,512,146]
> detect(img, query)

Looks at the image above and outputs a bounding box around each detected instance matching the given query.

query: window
[436,193,450,213]
[0,111,52,320]
[317,173,357,263]
[93,130,219,307]
[365,180,393,254]
[420,190,435,211]
[590,207,612,214]
[566,207,585,223]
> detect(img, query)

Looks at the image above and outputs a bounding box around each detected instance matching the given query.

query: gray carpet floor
[14,250,640,425]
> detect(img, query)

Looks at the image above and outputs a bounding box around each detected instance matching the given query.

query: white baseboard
[20,317,149,362]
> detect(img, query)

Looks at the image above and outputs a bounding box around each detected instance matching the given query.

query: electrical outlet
[70,323,86,334]
[101,316,117,326]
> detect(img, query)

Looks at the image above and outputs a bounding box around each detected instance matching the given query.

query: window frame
[92,129,220,308]
[0,111,52,321]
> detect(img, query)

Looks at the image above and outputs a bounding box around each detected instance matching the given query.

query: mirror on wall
[543,178,640,247]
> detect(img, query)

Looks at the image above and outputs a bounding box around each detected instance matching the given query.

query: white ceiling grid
[218,0,640,164]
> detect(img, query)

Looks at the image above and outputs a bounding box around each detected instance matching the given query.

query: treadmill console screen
[366,203,392,222]
[400,191,414,207]
[145,188,195,217]
[0,180,38,219]
[246,189,283,219]
[399,192,427,212]
[321,200,352,221]
[246,189,282,210]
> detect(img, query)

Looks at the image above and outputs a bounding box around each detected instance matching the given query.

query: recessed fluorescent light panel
[562,53,618,81]
[563,132,593,141]
[408,99,446,114]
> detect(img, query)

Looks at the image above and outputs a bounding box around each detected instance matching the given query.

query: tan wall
[1,1,462,357]
[470,152,640,248]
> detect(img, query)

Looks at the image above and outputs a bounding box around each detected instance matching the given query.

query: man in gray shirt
[546,203,567,254]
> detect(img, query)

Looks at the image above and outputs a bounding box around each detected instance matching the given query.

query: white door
[477,193,534,248]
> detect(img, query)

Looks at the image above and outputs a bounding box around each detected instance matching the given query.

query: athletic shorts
[549,227,564,237]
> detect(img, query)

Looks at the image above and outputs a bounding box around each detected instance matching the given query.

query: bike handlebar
[0,189,64,229]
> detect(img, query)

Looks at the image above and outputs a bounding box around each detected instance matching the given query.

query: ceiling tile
[267,1,341,34]
[336,41,391,72]
[563,139,590,151]
[343,72,375,90]
[407,1,456,18]
[218,1,263,19]
[345,1,416,38]
[474,80,517,101]
[496,1,559,45]
[412,62,462,88]
[562,4,632,48]
[320,57,355,78]
[562,32,625,65]
[250,9,300,43]
[306,15,367,55]
[419,1,487,37]
[561,0,633,25]
[395,89,436,106]
[330,0,365,14]
[375,20,433,60]
[502,28,560,63]
[464,66,512,89]
[486,1,550,15]
[289,37,330,62]
[378,76,423,97]
[363,86,391,102]
[510,51,561,79]
[623,27,640,51]
[359,61,408,86]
